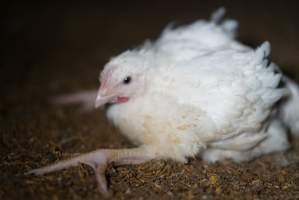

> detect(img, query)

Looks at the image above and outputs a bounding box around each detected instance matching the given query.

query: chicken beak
[95,89,112,108]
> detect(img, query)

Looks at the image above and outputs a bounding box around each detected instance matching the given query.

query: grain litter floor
[1,1,299,199]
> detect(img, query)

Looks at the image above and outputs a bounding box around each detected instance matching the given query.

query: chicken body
[28,8,299,194]
[107,43,289,163]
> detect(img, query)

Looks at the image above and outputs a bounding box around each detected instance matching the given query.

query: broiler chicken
[27,8,299,194]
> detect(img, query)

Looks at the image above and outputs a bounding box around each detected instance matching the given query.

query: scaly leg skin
[26,145,155,196]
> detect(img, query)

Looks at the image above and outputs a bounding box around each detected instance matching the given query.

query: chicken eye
[123,76,132,84]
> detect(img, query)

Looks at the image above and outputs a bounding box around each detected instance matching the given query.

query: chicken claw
[26,145,155,195]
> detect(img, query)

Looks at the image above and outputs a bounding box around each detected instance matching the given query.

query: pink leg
[52,90,98,112]
[26,145,155,195]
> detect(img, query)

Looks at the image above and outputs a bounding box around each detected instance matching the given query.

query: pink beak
[95,88,114,108]
[95,85,129,108]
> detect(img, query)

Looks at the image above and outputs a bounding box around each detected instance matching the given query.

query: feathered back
[147,41,287,142]
[153,8,244,62]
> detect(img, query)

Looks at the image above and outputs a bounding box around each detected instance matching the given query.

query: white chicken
[27,8,299,194]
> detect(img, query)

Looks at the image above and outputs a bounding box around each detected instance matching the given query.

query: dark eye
[123,76,131,84]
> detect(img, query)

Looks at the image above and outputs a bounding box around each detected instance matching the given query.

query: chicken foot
[26,145,155,195]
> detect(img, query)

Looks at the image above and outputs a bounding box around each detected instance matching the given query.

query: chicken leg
[26,145,155,195]
[52,90,98,112]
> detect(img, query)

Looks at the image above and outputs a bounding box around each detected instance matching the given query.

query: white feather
[104,9,299,162]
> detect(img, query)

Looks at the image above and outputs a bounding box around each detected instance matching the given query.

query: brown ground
[1,1,299,199]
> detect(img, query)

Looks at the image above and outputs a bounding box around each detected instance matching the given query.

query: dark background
[1,1,299,199]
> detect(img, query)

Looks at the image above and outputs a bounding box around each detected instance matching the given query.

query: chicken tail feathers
[210,7,226,24]
[254,41,271,64]
[279,76,299,136]
[210,7,238,38]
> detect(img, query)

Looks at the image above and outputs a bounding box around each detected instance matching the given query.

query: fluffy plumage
[27,8,299,194]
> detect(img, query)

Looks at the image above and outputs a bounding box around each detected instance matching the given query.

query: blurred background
[2,1,299,95]
[1,1,299,199]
